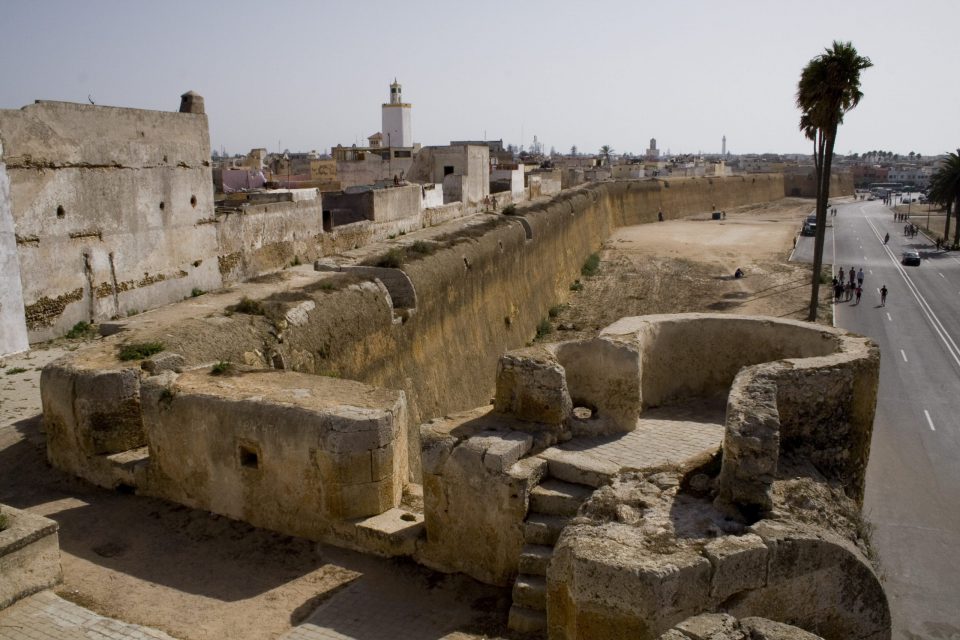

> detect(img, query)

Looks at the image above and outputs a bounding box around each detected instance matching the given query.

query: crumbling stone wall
[0,100,222,342]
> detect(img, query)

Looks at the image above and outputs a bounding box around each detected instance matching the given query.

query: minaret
[722,135,727,156]
[381,79,412,148]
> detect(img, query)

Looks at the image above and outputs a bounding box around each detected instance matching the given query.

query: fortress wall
[0,101,221,342]
[783,172,855,199]
[215,198,325,283]
[318,175,786,431]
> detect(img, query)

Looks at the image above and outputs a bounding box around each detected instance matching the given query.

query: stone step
[519,544,554,576]
[530,478,594,516]
[537,447,618,488]
[512,574,547,611]
[524,513,569,546]
[508,604,547,635]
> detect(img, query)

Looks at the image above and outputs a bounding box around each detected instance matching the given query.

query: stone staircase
[507,476,595,635]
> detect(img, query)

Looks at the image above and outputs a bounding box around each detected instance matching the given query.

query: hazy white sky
[2,0,957,157]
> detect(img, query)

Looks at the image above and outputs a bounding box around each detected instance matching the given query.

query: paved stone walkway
[559,400,725,472]
[0,591,177,640]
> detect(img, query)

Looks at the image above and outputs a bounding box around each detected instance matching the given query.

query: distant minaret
[722,135,727,156]
[381,79,412,148]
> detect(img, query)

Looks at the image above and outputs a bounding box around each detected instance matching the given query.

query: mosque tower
[381,79,412,148]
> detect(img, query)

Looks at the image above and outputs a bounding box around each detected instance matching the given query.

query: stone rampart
[0,100,221,342]
[216,196,324,283]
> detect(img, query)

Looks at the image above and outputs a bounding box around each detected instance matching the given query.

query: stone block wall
[137,369,408,538]
[0,100,221,343]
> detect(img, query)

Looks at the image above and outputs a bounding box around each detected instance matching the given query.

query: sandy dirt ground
[549,197,833,342]
[0,196,829,639]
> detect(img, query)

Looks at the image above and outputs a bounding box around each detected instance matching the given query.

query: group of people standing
[894,212,910,222]
[833,267,888,306]
[833,267,865,304]
[904,223,919,238]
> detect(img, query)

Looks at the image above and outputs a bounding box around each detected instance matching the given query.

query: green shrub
[5,367,27,375]
[0,510,8,531]
[570,280,584,292]
[191,288,205,297]
[535,319,553,340]
[233,296,265,315]
[548,305,563,319]
[376,248,406,268]
[581,253,601,277]
[502,204,517,215]
[65,321,92,339]
[409,240,435,256]
[118,341,165,361]
[290,255,302,267]
[210,360,233,376]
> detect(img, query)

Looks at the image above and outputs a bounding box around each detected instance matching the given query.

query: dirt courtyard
[0,195,830,639]
[549,197,833,341]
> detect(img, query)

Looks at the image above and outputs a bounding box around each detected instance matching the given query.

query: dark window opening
[190,195,197,208]
[443,165,454,176]
[56,205,65,218]
[322,210,333,233]
[159,201,166,211]
[239,444,259,469]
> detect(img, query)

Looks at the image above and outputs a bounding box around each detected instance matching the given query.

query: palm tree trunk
[807,130,835,322]
[953,198,960,248]
[944,200,952,248]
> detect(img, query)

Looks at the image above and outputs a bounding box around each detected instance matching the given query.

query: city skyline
[2,0,957,157]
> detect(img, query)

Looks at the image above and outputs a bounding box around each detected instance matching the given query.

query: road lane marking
[863,215,960,372]
[886,312,892,321]
[924,410,936,431]
[901,349,908,362]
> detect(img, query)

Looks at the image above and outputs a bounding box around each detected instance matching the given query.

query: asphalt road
[794,199,960,639]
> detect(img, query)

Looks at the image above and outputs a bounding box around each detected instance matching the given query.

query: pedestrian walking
[846,281,854,301]
[848,267,855,284]
[880,285,888,307]
[838,268,845,284]
[857,268,864,287]
[855,286,862,305]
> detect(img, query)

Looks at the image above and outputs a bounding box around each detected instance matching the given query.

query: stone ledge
[0,504,62,611]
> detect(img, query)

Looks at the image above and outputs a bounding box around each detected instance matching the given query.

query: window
[238,442,260,469]
[444,165,454,176]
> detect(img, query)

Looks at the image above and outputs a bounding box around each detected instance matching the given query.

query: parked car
[902,250,921,266]
[802,214,817,236]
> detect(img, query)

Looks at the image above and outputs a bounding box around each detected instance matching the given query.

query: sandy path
[550,198,833,342]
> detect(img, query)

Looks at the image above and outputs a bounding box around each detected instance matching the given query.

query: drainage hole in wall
[56,205,65,218]
[573,406,594,420]
[159,201,165,210]
[239,444,259,469]
[190,195,197,207]
[400,513,417,522]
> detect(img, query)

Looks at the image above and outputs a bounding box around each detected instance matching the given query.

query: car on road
[801,214,817,236]
[902,250,921,266]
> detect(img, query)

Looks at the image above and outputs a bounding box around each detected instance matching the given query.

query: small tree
[599,145,614,164]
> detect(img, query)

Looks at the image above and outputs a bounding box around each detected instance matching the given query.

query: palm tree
[928,150,960,248]
[796,41,873,321]
[599,145,614,165]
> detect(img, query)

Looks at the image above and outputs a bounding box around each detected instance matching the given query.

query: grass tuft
[65,321,93,339]
[581,253,601,277]
[233,296,265,315]
[118,342,165,361]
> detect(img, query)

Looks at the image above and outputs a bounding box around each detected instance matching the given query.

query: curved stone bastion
[40,308,886,638]
[418,314,885,638]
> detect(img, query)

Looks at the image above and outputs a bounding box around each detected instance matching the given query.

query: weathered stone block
[141,351,185,374]
[703,533,768,600]
[494,347,571,426]
[0,505,62,610]
[72,366,145,455]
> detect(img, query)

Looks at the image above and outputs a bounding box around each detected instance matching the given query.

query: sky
[1,0,958,157]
